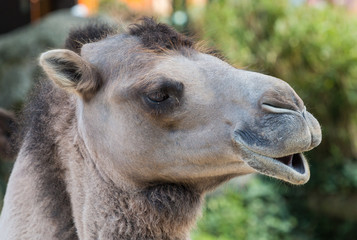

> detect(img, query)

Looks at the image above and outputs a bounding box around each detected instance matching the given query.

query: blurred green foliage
[192,178,296,240]
[191,0,357,239]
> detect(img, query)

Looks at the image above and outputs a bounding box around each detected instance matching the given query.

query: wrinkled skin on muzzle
[209,57,321,185]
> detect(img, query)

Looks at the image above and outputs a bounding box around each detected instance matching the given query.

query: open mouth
[237,144,310,185]
[274,154,305,174]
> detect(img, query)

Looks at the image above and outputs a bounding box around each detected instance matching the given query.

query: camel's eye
[147,92,170,103]
[140,79,184,115]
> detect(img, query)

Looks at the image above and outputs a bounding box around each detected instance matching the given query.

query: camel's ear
[39,49,101,100]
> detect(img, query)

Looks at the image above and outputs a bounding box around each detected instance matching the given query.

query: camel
[0,18,321,240]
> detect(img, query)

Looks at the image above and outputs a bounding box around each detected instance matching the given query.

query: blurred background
[0,0,357,239]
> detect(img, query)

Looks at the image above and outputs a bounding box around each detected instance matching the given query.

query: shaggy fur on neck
[18,79,203,239]
[77,159,203,239]
[19,81,78,239]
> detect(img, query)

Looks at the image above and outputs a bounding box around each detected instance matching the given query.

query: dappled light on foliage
[191,0,357,239]
[192,178,296,240]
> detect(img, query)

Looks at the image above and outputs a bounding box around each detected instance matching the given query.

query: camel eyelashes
[142,80,184,114]
[146,91,170,103]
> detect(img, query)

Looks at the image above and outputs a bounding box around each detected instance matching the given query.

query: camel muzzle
[232,90,321,184]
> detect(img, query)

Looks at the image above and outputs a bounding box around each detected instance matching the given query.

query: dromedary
[0,18,321,240]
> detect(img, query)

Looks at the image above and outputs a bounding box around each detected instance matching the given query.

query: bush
[191,0,357,239]
[192,178,296,240]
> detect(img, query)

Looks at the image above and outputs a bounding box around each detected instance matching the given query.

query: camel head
[39,19,321,190]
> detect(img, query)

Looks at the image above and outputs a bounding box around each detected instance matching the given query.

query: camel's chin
[239,146,310,185]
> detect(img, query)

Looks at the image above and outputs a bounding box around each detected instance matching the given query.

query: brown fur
[64,18,223,61]
[65,23,116,54]
[129,18,193,53]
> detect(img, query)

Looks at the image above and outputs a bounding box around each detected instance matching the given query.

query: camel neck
[70,135,204,240]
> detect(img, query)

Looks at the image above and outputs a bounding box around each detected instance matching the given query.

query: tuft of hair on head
[65,23,117,54]
[38,22,117,100]
[128,17,194,52]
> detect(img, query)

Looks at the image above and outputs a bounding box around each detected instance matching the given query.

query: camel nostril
[262,101,296,111]
[261,102,300,114]
[260,85,305,113]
